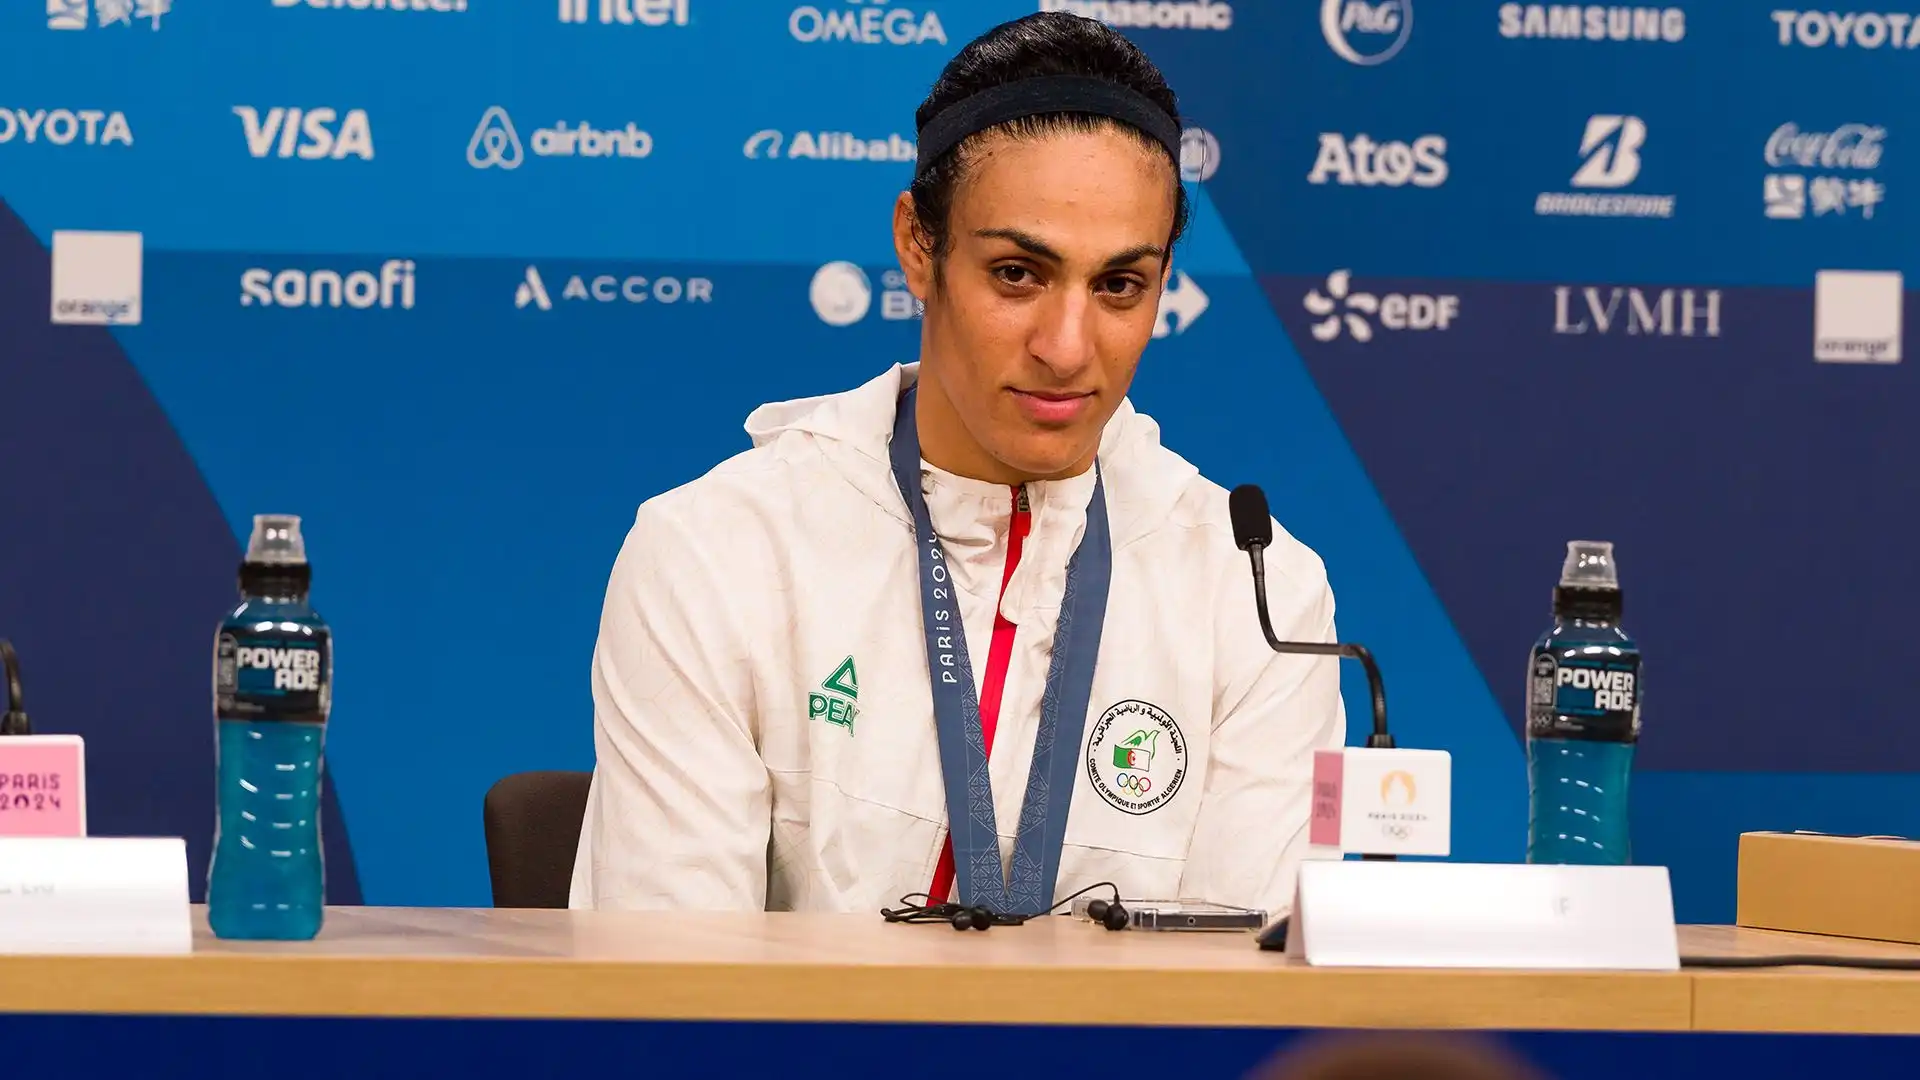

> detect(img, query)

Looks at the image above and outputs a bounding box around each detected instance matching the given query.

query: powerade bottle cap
[1553,539,1623,621]
[1559,540,1618,590]
[240,514,312,595]
[245,515,308,566]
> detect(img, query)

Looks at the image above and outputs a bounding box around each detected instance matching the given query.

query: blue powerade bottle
[207,515,332,940]
[1526,540,1641,865]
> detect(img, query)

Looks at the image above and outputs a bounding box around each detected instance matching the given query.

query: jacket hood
[742,363,1197,544]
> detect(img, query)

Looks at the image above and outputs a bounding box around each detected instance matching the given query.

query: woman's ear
[892,191,933,301]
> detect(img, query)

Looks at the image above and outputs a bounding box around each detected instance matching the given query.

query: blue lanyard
[888,385,1113,914]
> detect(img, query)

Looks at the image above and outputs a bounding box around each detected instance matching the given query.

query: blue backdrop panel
[0,1,1912,919]
[0,1013,1912,1080]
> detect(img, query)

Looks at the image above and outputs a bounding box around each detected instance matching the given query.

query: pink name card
[1309,748,1344,846]
[0,736,85,837]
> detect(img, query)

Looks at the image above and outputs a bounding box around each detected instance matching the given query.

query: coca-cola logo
[1765,123,1886,170]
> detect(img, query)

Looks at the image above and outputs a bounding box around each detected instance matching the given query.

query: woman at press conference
[569,11,1345,920]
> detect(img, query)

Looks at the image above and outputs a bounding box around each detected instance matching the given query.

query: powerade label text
[1528,648,1641,742]
[215,631,330,723]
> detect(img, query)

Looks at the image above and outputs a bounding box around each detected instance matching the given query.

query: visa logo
[234,106,374,160]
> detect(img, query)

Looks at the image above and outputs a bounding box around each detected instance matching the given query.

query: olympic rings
[1116,772,1152,794]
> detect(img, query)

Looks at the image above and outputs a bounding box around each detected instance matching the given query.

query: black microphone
[1227,485,1393,750]
[0,640,29,736]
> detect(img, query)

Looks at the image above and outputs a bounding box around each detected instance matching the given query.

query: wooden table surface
[0,908,1915,1034]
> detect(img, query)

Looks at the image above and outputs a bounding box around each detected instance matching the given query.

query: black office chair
[482,770,592,908]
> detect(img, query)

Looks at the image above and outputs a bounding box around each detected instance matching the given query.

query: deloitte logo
[1322,0,1412,65]
[743,129,915,162]
[809,262,921,325]
[466,106,652,170]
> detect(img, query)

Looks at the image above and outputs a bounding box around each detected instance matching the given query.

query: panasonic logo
[1038,0,1233,30]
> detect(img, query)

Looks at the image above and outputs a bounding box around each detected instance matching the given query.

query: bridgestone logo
[1534,192,1675,218]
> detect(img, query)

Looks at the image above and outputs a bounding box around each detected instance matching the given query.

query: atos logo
[235,107,374,160]
[1307,132,1448,187]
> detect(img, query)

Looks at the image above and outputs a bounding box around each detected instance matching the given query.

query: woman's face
[895,125,1177,482]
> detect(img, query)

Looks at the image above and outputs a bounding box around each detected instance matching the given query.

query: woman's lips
[1010,389,1094,425]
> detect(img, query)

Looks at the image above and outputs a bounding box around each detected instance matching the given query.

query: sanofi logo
[240,260,416,310]
[467,106,652,169]
[789,1,947,45]
[1322,0,1412,64]
[235,107,374,161]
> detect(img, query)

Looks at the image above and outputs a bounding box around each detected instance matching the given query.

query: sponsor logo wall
[1,1,1914,930]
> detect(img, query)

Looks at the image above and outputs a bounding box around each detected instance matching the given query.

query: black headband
[913,75,1182,179]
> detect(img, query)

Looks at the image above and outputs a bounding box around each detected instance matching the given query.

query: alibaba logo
[1380,770,1416,807]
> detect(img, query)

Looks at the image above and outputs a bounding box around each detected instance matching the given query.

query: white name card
[1308,747,1451,857]
[0,837,190,954]
[1285,860,1679,971]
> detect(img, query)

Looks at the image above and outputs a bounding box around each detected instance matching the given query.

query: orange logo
[1380,770,1417,807]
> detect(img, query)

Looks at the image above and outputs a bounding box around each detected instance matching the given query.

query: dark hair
[908,12,1191,275]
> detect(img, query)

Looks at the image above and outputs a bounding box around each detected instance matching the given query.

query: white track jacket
[570,363,1344,916]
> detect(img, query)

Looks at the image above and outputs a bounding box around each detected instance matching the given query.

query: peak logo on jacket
[1086,700,1187,814]
[808,655,860,733]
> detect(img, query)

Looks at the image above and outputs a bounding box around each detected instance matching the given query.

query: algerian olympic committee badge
[1085,699,1187,815]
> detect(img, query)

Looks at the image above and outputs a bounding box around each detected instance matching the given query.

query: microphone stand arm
[1246,545,1393,749]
